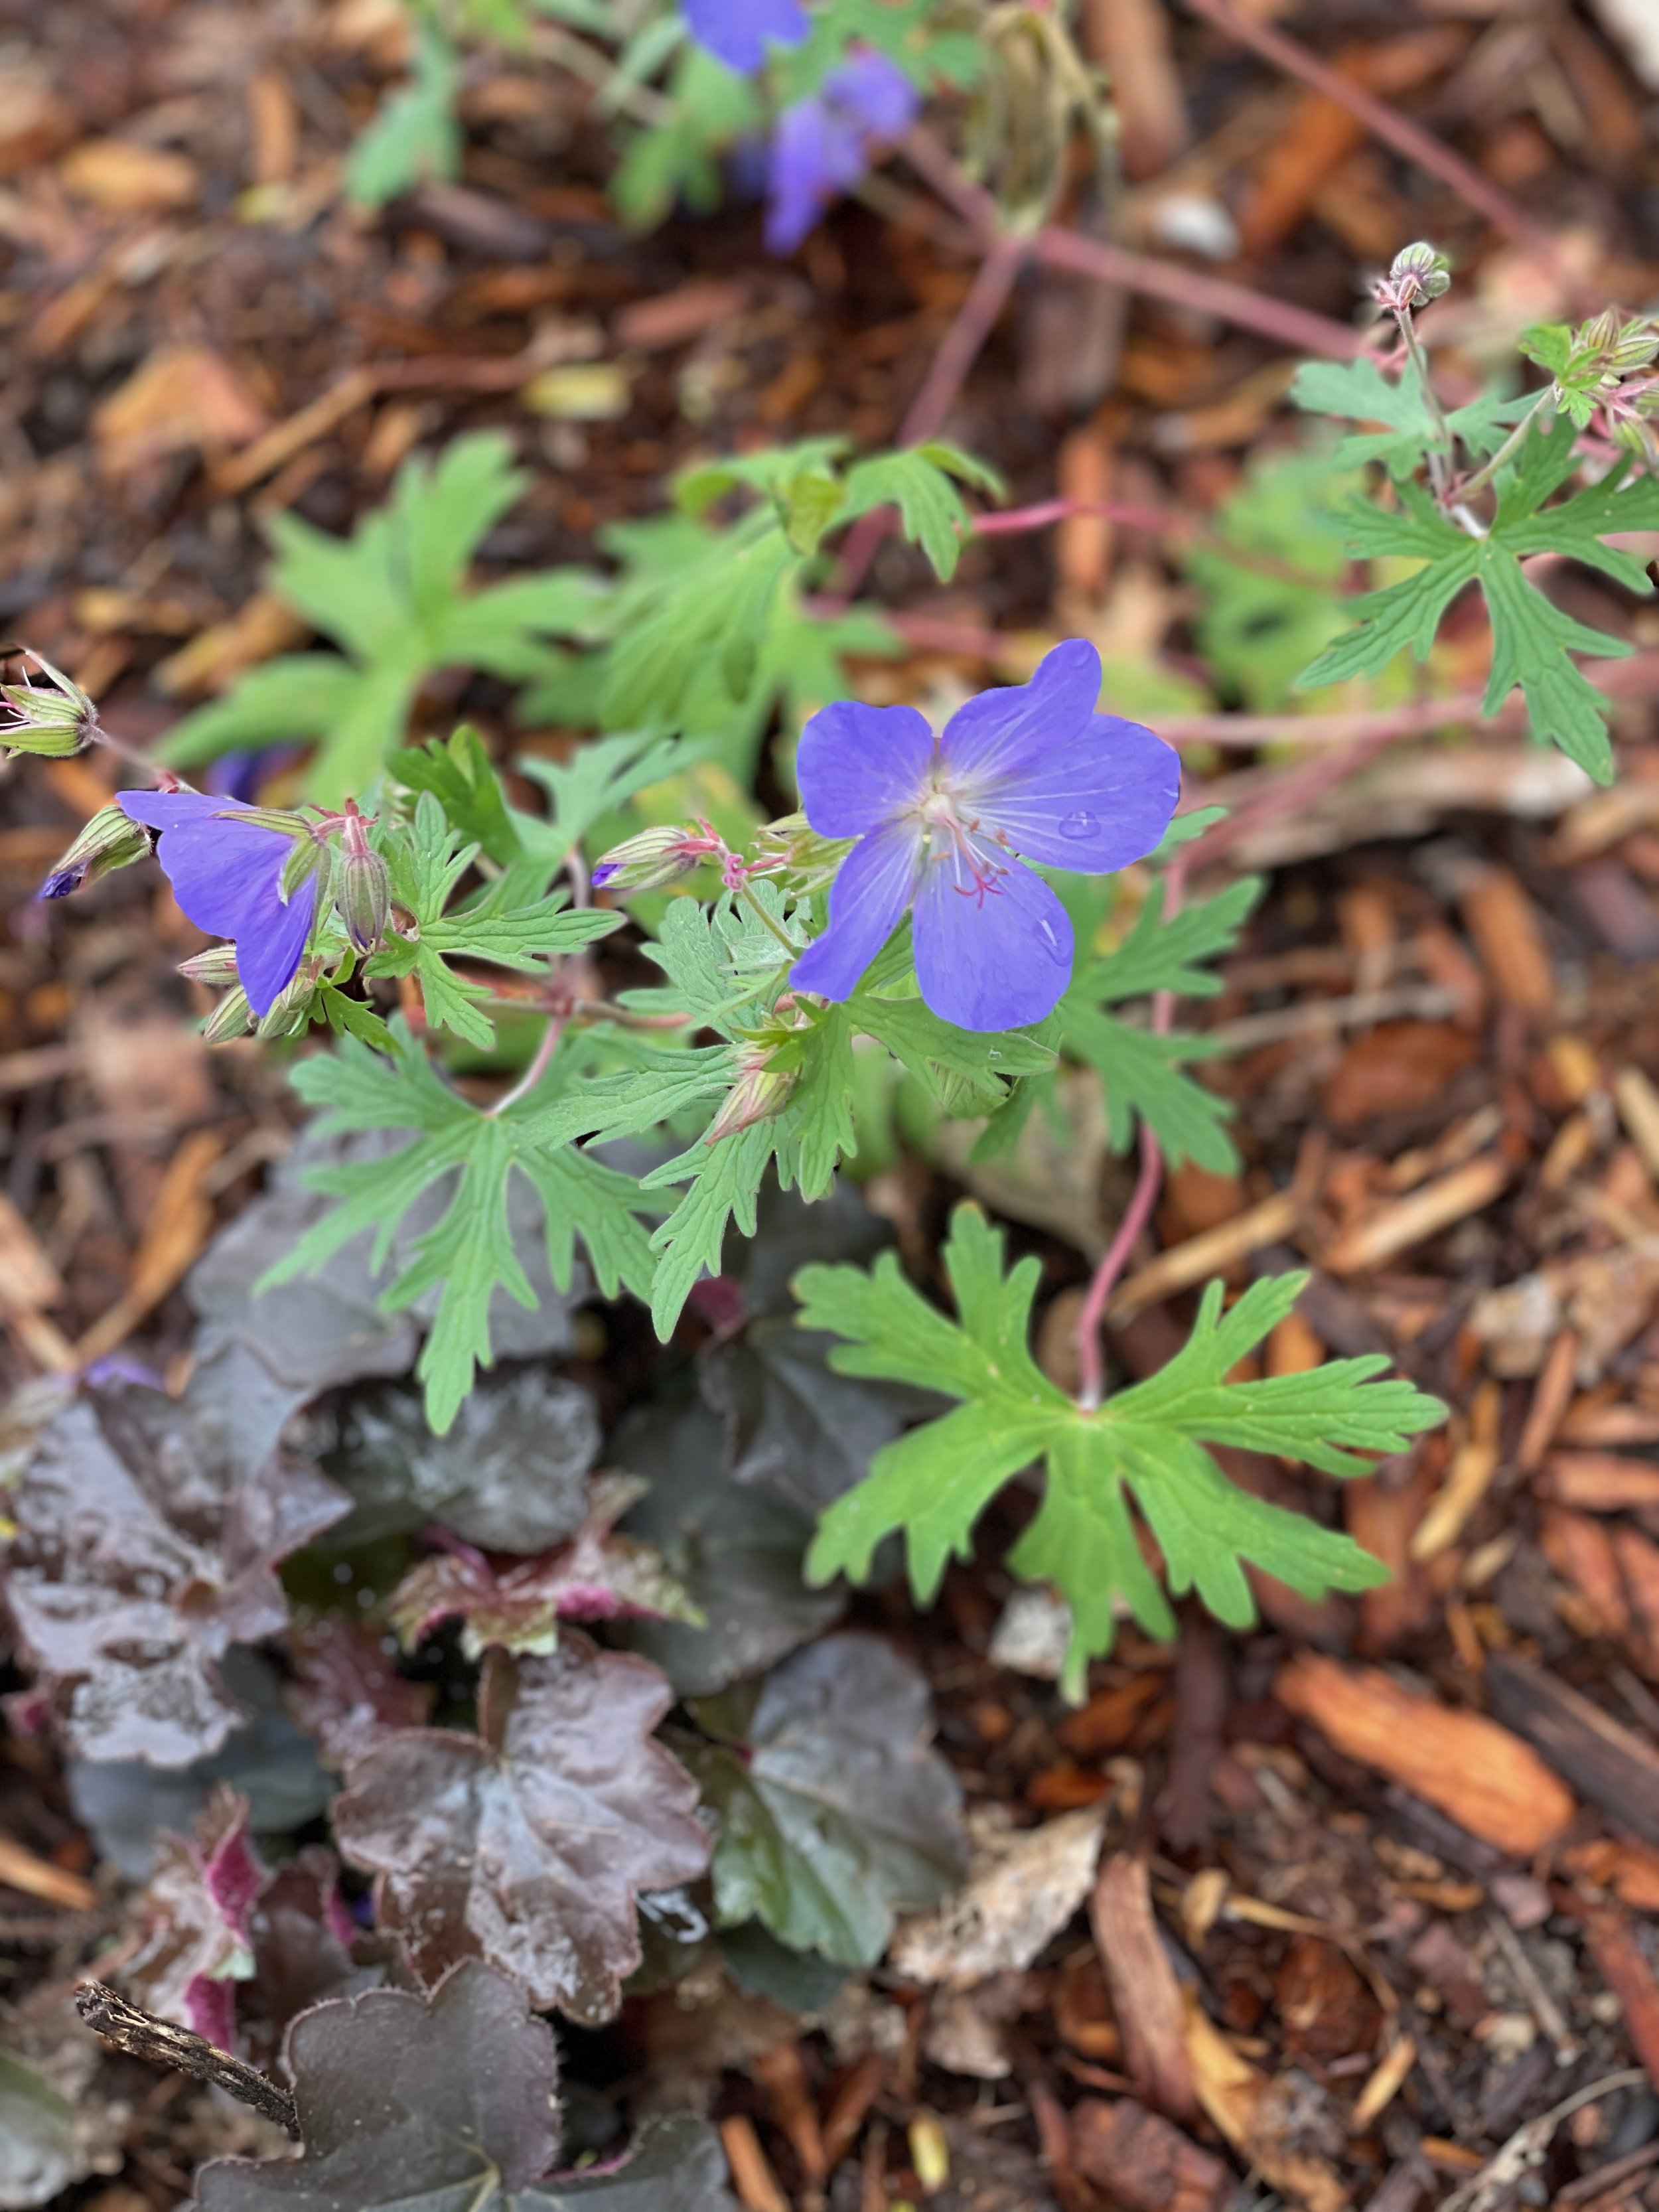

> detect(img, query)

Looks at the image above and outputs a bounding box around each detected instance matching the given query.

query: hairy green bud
[1,653,98,759]
[36,803,150,901]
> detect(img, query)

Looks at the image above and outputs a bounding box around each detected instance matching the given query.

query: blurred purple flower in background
[118,788,317,1017]
[766,49,918,252]
[790,640,1181,1031]
[684,0,810,73]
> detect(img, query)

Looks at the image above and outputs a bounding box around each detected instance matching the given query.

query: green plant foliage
[1299,419,1659,783]
[1293,358,1528,480]
[1184,451,1362,711]
[802,1207,1445,1696]
[618,895,1054,1340]
[365,793,621,1049]
[260,1019,660,1433]
[161,435,599,803]
[1055,875,1261,1173]
[685,1633,964,1966]
[344,16,462,207]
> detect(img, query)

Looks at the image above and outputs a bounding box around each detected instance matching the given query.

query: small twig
[76,1982,299,2138]
[1179,0,1557,261]
[1075,859,1189,1408]
[1438,2067,1646,2212]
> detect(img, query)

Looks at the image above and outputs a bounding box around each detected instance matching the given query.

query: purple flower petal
[979,714,1181,872]
[825,50,918,138]
[766,95,864,253]
[790,819,922,1002]
[912,850,1073,1031]
[119,790,315,1017]
[796,700,934,838]
[938,637,1102,784]
[684,0,809,72]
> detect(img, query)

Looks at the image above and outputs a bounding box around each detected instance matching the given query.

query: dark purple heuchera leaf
[126,1788,264,2044]
[191,1959,735,2211]
[332,1638,709,2024]
[0,1384,347,1765]
[125,1785,386,2063]
[386,1475,703,1660]
[237,1846,396,2073]
[284,1617,435,1769]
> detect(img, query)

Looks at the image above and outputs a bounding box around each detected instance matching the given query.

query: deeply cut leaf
[802,1207,1446,1696]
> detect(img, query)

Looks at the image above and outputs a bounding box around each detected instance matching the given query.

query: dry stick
[1179,0,1553,262]
[76,1982,300,2137]
[829,232,1029,603]
[1075,858,1189,1410]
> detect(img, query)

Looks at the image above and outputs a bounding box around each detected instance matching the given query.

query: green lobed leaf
[800,1207,1445,1696]
[259,1023,657,1432]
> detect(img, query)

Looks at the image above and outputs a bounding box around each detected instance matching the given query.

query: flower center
[913,778,1009,907]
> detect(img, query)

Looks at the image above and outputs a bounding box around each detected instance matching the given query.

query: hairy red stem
[1033,226,1362,360]
[831,234,1029,601]
[1076,861,1189,1410]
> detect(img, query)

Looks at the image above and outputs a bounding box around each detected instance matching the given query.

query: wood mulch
[7,2,1659,2208]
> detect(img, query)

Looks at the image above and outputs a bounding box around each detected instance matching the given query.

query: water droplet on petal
[1059,810,1096,840]
[1035,918,1064,958]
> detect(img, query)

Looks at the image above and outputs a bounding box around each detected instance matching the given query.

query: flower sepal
[1,653,98,759]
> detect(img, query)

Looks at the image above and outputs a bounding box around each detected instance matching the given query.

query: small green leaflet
[620,894,1052,1339]
[366,793,621,1049]
[836,444,1005,581]
[802,1206,1445,1698]
[1292,358,1530,480]
[344,17,461,208]
[1046,876,1259,1174]
[161,435,601,802]
[260,1020,658,1432]
[1299,420,1659,783]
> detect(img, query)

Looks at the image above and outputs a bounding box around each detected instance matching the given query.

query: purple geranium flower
[766,49,918,253]
[789,639,1181,1032]
[117,788,317,1018]
[684,0,809,73]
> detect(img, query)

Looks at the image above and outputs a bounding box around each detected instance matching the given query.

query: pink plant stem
[1181,0,1555,262]
[1075,1126,1164,1412]
[1033,226,1363,360]
[974,498,1202,538]
[902,120,1365,362]
[488,1013,566,1117]
[1075,860,1189,1410]
[830,233,1029,603]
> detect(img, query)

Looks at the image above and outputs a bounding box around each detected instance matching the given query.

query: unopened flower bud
[752,810,856,897]
[335,843,390,954]
[1374,241,1451,314]
[279,830,328,905]
[201,986,254,1045]
[704,1045,798,1145]
[36,802,151,900]
[1609,317,1659,374]
[592,822,724,893]
[1,652,98,759]
[177,944,244,986]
